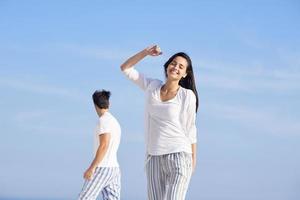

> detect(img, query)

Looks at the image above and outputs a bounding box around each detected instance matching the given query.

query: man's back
[94,111,121,167]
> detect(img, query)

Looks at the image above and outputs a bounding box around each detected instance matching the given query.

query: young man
[78,90,121,200]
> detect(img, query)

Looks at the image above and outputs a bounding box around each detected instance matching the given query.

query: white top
[123,67,197,155]
[94,112,121,167]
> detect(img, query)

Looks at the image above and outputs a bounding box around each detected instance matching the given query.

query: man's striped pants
[145,152,193,200]
[78,167,121,200]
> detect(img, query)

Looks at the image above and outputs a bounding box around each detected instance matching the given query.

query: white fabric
[123,67,197,156]
[94,112,121,167]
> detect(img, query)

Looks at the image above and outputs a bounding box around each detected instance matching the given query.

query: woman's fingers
[145,45,162,56]
[154,45,161,53]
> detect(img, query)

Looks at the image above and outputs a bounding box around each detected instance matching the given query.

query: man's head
[92,89,111,109]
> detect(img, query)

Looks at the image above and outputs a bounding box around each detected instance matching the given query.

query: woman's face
[166,56,188,81]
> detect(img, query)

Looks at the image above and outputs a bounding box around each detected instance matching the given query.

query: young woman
[120,45,198,200]
[78,90,121,200]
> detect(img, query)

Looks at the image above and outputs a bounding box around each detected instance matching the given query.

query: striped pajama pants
[78,167,121,200]
[146,152,193,200]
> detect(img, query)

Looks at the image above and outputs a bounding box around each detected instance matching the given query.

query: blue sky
[0,0,300,199]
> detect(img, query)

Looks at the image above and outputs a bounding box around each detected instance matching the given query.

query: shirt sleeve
[122,67,155,91]
[96,117,111,135]
[186,91,197,143]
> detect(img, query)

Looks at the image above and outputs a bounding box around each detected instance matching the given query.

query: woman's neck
[163,80,180,92]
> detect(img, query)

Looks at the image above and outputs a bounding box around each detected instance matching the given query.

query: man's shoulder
[102,113,120,128]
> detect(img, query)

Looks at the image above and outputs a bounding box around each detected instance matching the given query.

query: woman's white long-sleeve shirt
[123,67,197,155]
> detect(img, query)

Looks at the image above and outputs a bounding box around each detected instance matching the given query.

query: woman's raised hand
[145,45,162,56]
[120,45,162,71]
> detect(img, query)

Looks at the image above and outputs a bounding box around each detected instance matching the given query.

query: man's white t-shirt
[94,112,121,167]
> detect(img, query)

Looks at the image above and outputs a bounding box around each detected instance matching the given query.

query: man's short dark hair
[92,89,111,109]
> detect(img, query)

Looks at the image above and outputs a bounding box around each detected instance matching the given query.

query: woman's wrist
[141,48,150,56]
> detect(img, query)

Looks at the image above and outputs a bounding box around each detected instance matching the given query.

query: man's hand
[83,167,95,180]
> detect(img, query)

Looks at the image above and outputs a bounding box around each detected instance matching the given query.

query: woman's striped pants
[145,152,193,200]
[78,167,121,200]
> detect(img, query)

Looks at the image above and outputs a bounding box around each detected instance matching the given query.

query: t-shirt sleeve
[96,117,111,135]
[186,91,197,143]
[122,67,156,91]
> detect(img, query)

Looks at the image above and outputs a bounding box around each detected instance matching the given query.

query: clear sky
[0,0,300,199]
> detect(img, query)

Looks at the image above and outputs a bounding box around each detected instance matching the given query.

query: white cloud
[10,109,90,136]
[194,56,300,92]
[204,102,300,135]
[233,27,264,50]
[57,43,131,61]
[1,43,133,61]
[0,77,87,101]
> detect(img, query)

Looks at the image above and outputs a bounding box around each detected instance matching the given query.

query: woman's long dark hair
[164,52,199,112]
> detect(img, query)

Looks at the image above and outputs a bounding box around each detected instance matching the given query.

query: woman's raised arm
[120,45,162,71]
